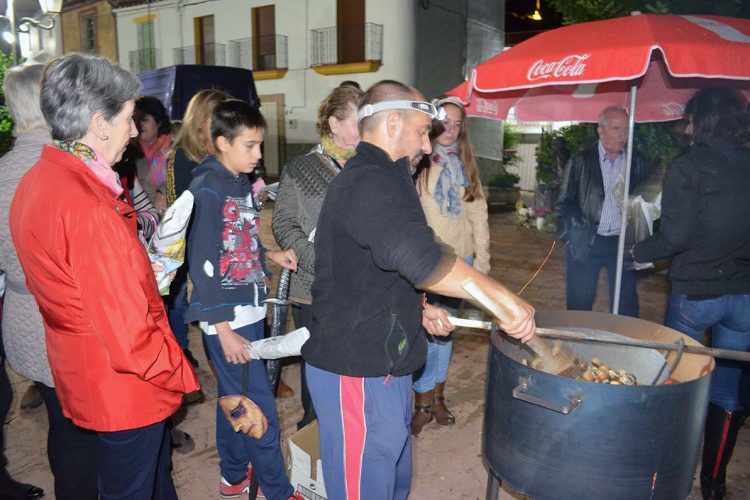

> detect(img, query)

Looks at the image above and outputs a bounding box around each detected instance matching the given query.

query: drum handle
[512,377,582,415]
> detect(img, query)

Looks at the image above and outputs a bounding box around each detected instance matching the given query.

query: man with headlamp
[301,80,536,499]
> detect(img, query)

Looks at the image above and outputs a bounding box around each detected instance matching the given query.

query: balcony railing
[128,48,160,74]
[173,43,226,66]
[505,30,547,47]
[227,35,288,71]
[310,23,383,66]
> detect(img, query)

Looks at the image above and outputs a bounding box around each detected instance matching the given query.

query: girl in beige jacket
[411,96,490,435]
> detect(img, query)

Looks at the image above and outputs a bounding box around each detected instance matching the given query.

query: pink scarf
[54,140,123,197]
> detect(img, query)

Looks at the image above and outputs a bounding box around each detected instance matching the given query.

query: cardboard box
[286,420,328,500]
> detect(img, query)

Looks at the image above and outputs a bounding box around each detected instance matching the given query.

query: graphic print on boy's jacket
[219,193,264,287]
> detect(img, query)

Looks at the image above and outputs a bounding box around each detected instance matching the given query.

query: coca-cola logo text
[475,97,498,116]
[527,54,590,81]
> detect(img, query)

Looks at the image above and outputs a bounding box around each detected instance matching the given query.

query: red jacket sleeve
[67,202,198,394]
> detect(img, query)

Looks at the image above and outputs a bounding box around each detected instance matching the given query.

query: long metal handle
[512,378,582,415]
[534,328,750,363]
[450,316,750,363]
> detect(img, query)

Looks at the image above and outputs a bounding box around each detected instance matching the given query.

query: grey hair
[3,64,47,134]
[359,80,423,133]
[40,53,142,141]
[598,106,628,127]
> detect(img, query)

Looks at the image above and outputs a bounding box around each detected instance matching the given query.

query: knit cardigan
[0,128,54,386]
[272,149,339,304]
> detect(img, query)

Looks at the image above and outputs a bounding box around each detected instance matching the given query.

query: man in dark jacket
[554,106,649,317]
[302,80,536,499]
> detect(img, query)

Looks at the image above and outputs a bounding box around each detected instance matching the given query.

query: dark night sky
[505,0,563,33]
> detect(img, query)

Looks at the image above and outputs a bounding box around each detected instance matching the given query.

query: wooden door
[337,0,364,64]
[252,5,276,70]
[194,15,215,65]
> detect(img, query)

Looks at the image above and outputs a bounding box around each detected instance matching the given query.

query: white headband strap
[357,100,446,122]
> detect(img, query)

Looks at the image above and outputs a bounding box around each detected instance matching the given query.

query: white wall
[114,0,416,145]
[115,0,181,71]
[19,22,62,63]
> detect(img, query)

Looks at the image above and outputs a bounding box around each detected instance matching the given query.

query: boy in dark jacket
[186,100,298,499]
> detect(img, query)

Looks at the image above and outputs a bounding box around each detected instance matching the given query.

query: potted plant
[484,169,521,205]
[484,125,521,205]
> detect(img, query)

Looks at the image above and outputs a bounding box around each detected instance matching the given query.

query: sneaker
[219,469,264,499]
[220,475,250,499]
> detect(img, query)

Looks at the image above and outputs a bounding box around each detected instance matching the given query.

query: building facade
[110,0,508,180]
[113,0,420,177]
[60,0,118,60]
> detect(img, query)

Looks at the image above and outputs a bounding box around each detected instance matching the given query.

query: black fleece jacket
[634,142,750,296]
[302,142,454,377]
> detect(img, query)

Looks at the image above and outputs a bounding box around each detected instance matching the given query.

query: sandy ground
[4,206,749,499]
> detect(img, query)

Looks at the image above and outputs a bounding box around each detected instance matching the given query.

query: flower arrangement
[515,201,555,232]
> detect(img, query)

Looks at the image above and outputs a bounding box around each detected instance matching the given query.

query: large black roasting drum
[483,311,714,499]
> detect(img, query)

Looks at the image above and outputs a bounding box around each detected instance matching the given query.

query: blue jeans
[413,297,457,394]
[204,321,293,499]
[413,256,473,393]
[165,269,189,350]
[666,294,750,411]
[565,235,639,317]
[413,335,453,393]
[97,420,176,500]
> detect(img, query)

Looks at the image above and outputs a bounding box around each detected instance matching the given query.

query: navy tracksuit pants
[306,363,412,500]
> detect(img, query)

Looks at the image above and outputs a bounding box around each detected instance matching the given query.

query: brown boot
[276,378,294,398]
[432,382,455,425]
[411,390,434,436]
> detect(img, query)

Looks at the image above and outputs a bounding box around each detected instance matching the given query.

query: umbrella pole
[613,85,638,315]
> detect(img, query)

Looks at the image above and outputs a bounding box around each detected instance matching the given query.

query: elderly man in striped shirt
[554,106,650,317]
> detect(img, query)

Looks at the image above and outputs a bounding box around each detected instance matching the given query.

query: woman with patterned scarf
[135,95,173,212]
[272,83,363,430]
[410,96,490,436]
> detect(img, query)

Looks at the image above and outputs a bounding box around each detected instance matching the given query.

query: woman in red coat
[9,53,200,500]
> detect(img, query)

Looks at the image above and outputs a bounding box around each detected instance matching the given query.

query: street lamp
[3,0,63,62]
[18,0,63,31]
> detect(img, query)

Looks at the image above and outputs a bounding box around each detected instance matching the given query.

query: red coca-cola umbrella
[450,13,750,313]
[455,13,750,122]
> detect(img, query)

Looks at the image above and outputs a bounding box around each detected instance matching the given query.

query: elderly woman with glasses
[9,53,199,500]
[0,63,101,500]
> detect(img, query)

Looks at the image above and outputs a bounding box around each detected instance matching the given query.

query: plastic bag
[148,191,194,295]
[244,327,310,360]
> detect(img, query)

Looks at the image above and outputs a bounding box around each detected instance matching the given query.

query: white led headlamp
[357,100,448,123]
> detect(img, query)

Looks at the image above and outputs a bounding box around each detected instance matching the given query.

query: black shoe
[171,428,195,454]
[296,414,316,431]
[19,385,43,410]
[183,389,204,406]
[183,348,199,368]
[700,403,744,500]
[0,471,45,500]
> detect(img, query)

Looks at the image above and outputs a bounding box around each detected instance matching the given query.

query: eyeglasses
[357,100,448,123]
